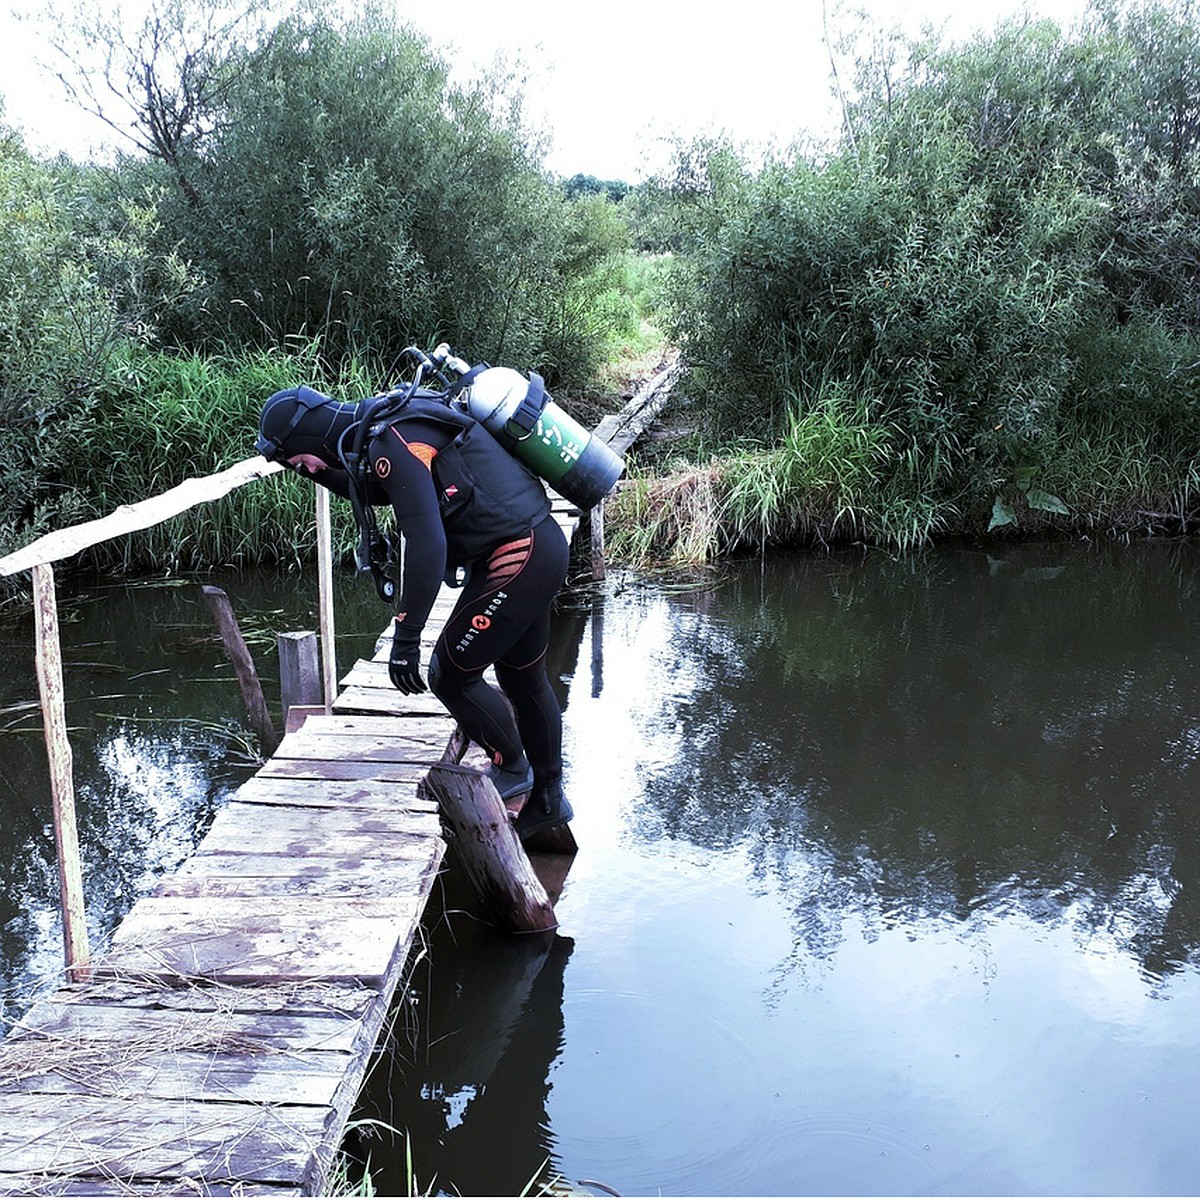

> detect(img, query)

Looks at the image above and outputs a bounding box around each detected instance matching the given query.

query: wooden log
[422,763,557,934]
[31,563,91,983]
[279,631,321,719]
[201,585,280,756]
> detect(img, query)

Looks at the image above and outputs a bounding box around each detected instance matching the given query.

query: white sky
[0,0,1091,181]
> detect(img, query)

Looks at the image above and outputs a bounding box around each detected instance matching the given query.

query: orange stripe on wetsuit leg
[486,535,534,586]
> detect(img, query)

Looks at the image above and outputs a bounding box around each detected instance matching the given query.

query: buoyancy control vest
[366,392,552,568]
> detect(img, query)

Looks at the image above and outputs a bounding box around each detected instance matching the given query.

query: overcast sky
[0,0,1091,181]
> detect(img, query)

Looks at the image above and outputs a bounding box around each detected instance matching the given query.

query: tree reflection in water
[631,540,1200,987]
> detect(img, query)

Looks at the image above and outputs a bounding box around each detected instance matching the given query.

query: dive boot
[514,781,574,841]
[488,759,534,800]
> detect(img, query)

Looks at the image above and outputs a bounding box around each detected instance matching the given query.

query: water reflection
[4,544,1200,1194]
[627,541,1200,988]
[0,568,391,1010]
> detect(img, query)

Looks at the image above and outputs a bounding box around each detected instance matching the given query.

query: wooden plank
[0,457,283,577]
[199,799,441,845]
[158,852,442,898]
[339,659,449,700]
[8,1000,363,1054]
[33,978,379,1021]
[0,1176,299,1197]
[98,895,428,984]
[282,713,456,738]
[1,1049,349,1106]
[333,687,443,717]
[232,774,438,811]
[255,757,433,783]
[0,1094,325,1183]
[193,827,440,865]
[273,730,449,764]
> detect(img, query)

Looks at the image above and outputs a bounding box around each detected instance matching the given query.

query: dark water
[4,541,1200,1195]
[0,567,387,1011]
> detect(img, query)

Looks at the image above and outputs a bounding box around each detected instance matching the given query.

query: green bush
[138,6,632,387]
[654,1,1200,548]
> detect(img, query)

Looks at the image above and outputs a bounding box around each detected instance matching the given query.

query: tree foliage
[104,4,629,382]
[660,0,1200,542]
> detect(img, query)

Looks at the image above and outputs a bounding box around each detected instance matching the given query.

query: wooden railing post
[31,563,91,982]
[315,487,337,712]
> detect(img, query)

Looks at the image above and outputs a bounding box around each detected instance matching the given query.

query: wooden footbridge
[0,359,678,1195]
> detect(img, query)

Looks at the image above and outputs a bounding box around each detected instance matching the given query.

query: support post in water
[201,585,280,756]
[31,563,91,982]
[315,487,338,712]
[279,630,322,721]
[422,763,558,933]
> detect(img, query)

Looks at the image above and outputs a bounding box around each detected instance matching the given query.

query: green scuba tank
[457,366,624,510]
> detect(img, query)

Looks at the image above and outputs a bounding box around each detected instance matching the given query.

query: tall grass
[54,341,374,572]
[607,381,902,566]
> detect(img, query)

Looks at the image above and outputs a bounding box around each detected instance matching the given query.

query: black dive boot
[514,779,574,841]
[487,757,534,800]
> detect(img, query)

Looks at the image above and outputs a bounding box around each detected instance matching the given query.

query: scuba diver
[255,372,574,842]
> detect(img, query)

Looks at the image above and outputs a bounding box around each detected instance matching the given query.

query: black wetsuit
[311,413,569,792]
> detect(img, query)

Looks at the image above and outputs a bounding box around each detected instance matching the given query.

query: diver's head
[256,386,357,467]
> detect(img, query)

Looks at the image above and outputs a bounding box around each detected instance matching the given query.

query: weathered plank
[231,774,438,811]
[159,853,438,897]
[254,757,433,783]
[333,686,439,717]
[0,1094,325,1183]
[272,730,450,764]
[6,1000,363,1053]
[200,800,440,847]
[339,658,450,695]
[0,1176,299,1197]
[98,895,428,984]
[278,713,453,738]
[2,1049,349,1106]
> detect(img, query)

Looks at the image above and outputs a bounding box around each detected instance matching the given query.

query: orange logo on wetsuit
[375,456,392,479]
[472,615,491,631]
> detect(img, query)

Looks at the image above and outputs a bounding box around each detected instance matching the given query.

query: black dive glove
[388,619,427,694]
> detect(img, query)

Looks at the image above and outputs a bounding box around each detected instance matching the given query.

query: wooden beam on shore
[592,351,682,456]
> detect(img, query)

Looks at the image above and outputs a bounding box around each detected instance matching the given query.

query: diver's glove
[388,618,427,694]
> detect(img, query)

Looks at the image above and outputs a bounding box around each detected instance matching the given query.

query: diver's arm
[301,463,353,500]
[369,431,447,633]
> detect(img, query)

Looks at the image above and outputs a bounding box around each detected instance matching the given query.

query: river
[3,539,1199,1195]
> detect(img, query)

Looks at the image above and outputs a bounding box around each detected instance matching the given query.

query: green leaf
[988,496,1017,531]
[1025,487,1069,515]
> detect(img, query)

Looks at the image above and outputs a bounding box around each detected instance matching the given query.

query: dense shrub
[657,0,1200,548]
[140,8,632,386]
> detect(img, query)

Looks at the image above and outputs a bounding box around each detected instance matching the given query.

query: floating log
[422,763,558,934]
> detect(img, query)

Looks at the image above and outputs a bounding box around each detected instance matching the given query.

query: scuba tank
[453,366,624,510]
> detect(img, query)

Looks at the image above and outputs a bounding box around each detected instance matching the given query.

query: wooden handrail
[0,457,284,578]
